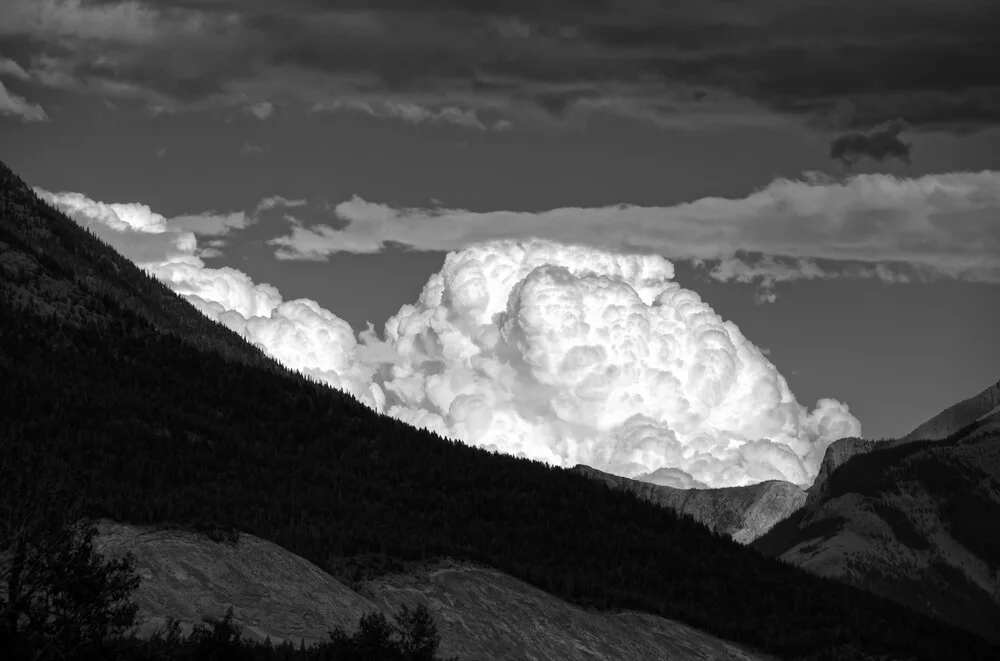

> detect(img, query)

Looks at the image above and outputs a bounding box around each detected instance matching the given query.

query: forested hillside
[1,160,996,661]
[754,422,1000,643]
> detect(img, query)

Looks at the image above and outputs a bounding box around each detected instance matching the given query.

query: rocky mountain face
[92,520,774,661]
[572,467,806,544]
[578,383,1000,645]
[803,437,884,506]
[572,437,894,548]
[753,404,1000,644]
[902,380,1000,442]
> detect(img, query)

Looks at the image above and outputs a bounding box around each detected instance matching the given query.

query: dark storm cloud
[830,121,912,166]
[2,0,999,135]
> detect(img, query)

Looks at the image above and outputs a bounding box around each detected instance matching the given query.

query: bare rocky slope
[572,467,806,544]
[92,520,774,661]
[901,380,1000,442]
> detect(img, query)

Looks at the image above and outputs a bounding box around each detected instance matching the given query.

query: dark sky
[2,0,999,442]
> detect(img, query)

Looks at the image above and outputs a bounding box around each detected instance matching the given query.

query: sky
[1,0,999,489]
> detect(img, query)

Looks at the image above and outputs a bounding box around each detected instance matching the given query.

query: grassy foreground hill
[1,159,997,661]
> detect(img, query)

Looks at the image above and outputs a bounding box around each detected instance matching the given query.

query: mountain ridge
[752,415,1000,643]
[902,380,1000,443]
[2,158,996,660]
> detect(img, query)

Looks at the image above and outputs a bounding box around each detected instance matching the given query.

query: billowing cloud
[35,190,193,263]
[34,190,268,265]
[1,0,997,135]
[41,187,865,489]
[0,80,48,121]
[375,240,860,487]
[268,171,1000,300]
[829,120,912,166]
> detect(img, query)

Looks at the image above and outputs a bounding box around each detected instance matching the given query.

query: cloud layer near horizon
[269,170,1000,299]
[38,186,863,489]
[1,0,998,135]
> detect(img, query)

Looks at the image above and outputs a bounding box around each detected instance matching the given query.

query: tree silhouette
[0,440,140,660]
[327,604,451,661]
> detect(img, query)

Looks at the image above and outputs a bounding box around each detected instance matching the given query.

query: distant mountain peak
[902,379,1000,443]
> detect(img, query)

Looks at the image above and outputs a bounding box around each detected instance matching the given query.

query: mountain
[901,380,1000,443]
[752,385,1000,644]
[0,163,276,371]
[2,158,996,661]
[572,467,806,544]
[575,379,1000,645]
[93,520,773,661]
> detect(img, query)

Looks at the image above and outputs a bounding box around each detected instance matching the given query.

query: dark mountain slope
[754,422,1000,644]
[1,159,996,661]
[0,162,274,369]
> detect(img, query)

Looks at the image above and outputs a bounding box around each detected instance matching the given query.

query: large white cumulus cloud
[377,240,859,487]
[39,188,861,488]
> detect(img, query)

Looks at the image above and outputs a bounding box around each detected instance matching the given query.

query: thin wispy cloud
[0,56,30,81]
[0,80,48,121]
[266,170,1000,300]
[240,141,266,156]
[256,195,307,212]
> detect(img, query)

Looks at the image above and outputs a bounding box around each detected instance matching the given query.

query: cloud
[705,254,911,303]
[255,195,307,212]
[246,100,274,120]
[40,187,863,488]
[240,142,266,156]
[349,239,862,488]
[2,0,997,133]
[0,56,30,80]
[830,120,912,166]
[33,188,261,265]
[36,186,384,408]
[313,99,504,130]
[0,80,48,121]
[169,211,250,236]
[267,171,1000,301]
